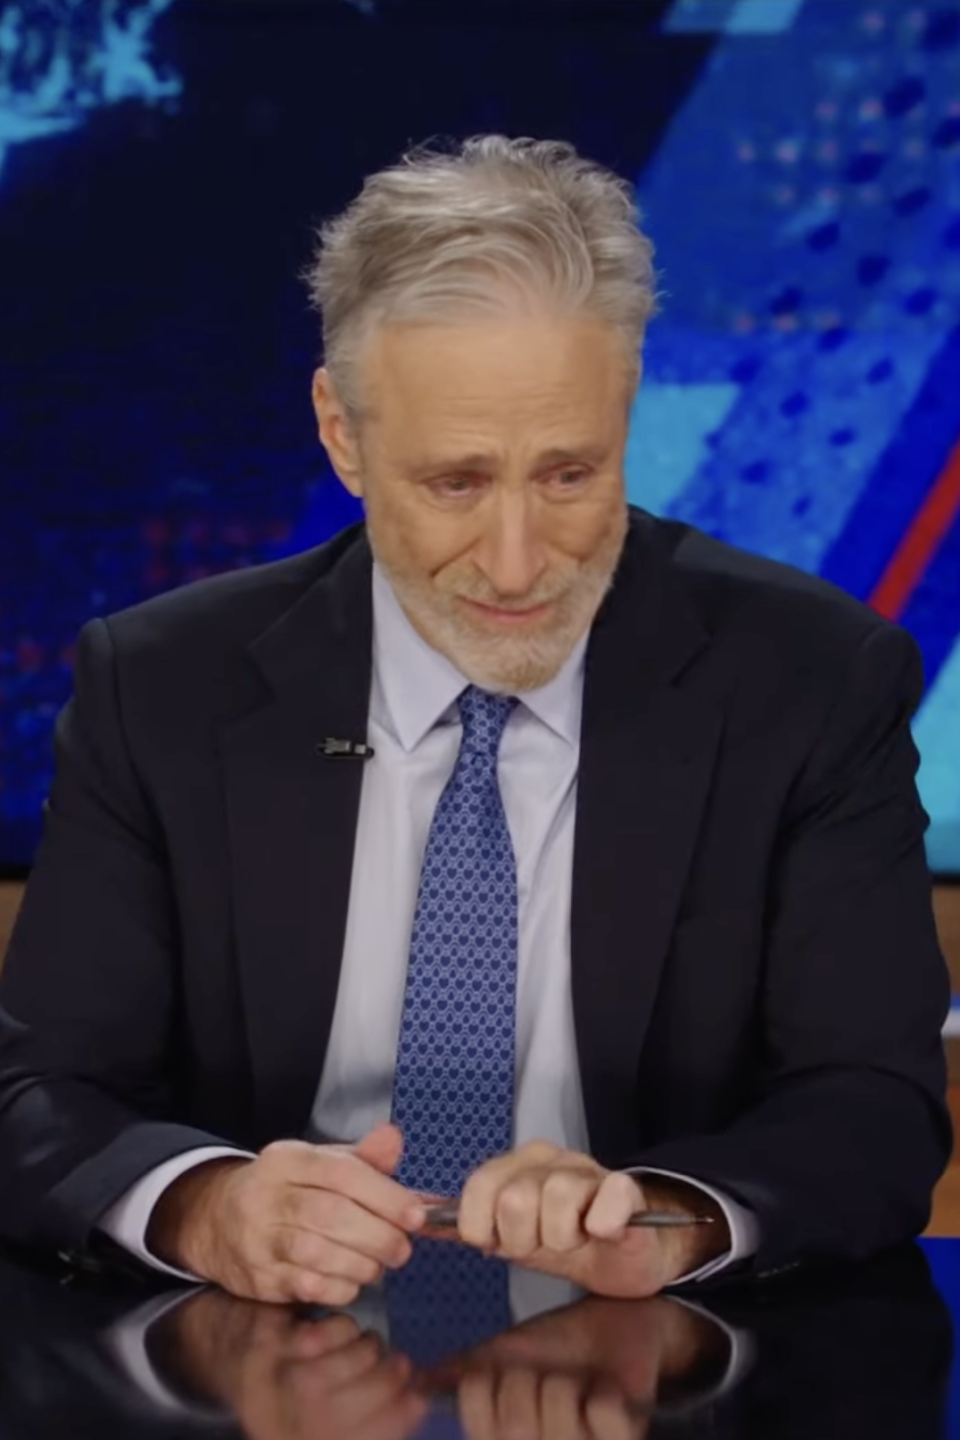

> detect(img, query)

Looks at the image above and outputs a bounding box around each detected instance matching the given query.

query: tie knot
[457,686,518,760]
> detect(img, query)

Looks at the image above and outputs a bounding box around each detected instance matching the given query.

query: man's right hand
[146,1123,426,1305]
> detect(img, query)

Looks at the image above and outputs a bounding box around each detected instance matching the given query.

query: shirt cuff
[625,1167,759,1284]
[98,1147,255,1282]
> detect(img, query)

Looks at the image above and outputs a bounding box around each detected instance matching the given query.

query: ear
[312,367,364,498]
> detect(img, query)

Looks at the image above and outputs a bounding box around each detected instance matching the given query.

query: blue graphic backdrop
[0,0,958,872]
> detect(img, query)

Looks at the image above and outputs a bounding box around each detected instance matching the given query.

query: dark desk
[0,1238,955,1438]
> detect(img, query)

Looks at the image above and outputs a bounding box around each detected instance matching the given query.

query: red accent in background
[869,437,960,621]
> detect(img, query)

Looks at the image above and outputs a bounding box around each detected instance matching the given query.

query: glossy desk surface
[0,1237,958,1438]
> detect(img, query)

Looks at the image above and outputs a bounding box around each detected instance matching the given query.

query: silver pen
[423,1201,714,1229]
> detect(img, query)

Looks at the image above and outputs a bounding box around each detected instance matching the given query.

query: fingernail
[405,1205,426,1229]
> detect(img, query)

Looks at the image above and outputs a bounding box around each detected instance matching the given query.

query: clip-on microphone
[316,737,376,760]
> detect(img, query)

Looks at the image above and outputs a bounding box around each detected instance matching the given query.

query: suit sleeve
[0,618,230,1254]
[631,622,952,1276]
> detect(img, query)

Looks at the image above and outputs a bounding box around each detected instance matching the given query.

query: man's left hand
[450,1142,730,1297]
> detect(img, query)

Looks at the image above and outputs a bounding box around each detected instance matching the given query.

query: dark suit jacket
[0,507,950,1275]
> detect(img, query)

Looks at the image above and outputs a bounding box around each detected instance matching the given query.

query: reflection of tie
[387,686,518,1366]
[385,1236,513,1367]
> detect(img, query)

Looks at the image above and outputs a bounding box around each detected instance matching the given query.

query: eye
[433,475,479,498]
[550,467,589,489]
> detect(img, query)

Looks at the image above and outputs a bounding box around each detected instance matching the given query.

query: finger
[285,1143,426,1231]
[584,1174,645,1243]
[310,1352,417,1429]
[288,1332,386,1394]
[275,1263,362,1308]
[286,1192,413,1270]
[354,1123,405,1176]
[356,1392,431,1440]
[540,1170,604,1253]
[458,1371,500,1440]
[458,1142,561,1249]
[493,1175,544,1260]
[541,1373,593,1440]
[352,1386,431,1440]
[496,1367,542,1440]
[287,1314,365,1361]
[584,1384,644,1440]
[279,1226,387,1287]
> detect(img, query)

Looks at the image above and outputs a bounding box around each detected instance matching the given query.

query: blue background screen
[1,0,959,872]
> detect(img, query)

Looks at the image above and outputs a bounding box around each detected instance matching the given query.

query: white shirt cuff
[98,1147,254,1282]
[626,1167,759,1284]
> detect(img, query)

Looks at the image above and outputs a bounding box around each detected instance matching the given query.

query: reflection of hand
[147,1124,426,1305]
[159,1289,428,1440]
[426,1294,727,1440]
[454,1142,729,1297]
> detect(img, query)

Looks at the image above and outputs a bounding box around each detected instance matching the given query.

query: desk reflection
[0,1243,951,1439]
[152,1283,735,1440]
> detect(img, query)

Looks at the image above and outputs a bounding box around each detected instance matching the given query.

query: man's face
[314,310,634,693]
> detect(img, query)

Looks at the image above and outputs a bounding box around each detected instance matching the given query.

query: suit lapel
[221,529,374,1144]
[572,514,724,1167]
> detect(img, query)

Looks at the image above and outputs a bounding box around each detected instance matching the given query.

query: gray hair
[305,135,659,420]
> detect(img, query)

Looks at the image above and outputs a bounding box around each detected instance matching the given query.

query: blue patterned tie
[391,684,520,1195]
[386,686,518,1366]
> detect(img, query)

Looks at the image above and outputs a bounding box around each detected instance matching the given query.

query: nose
[474,489,548,600]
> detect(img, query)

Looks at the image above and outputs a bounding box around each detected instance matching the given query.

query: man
[0,136,950,1306]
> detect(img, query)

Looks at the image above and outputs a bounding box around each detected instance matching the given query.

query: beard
[365,499,629,694]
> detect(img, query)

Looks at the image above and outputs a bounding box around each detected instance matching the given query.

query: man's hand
[426,1293,732,1440]
[162,1291,429,1440]
[147,1123,426,1305]
[454,1142,729,1297]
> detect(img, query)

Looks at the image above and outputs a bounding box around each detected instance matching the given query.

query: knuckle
[605,1171,641,1207]
[498,1182,536,1222]
[542,1170,582,1207]
[260,1140,300,1170]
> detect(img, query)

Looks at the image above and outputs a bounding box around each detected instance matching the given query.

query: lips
[464,598,554,622]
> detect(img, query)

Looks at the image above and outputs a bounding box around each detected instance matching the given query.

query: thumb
[354,1122,404,1176]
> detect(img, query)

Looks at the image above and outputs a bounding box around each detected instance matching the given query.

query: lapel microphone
[316,737,376,760]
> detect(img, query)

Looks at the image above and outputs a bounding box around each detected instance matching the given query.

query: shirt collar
[371,561,587,753]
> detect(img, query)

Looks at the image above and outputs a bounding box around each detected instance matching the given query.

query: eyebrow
[408,444,609,480]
